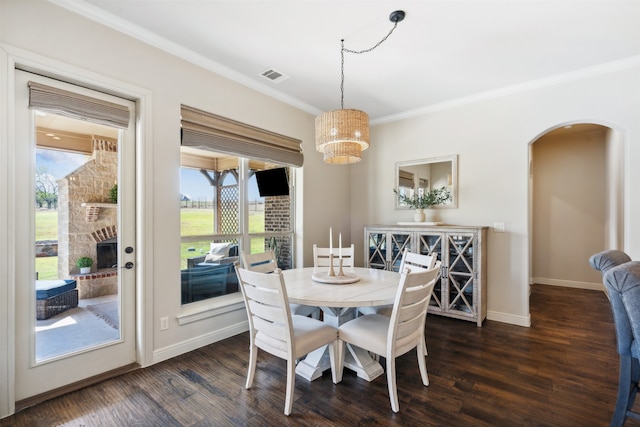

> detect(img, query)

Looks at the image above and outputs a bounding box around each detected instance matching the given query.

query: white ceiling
[55,0,640,123]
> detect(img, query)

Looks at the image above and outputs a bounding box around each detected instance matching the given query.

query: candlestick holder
[328,254,336,276]
[311,254,360,284]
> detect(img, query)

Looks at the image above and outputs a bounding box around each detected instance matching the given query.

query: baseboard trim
[14,362,139,413]
[532,277,604,291]
[487,310,531,327]
[152,321,249,364]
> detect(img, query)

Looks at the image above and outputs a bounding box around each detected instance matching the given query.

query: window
[178,105,302,305]
[179,148,294,304]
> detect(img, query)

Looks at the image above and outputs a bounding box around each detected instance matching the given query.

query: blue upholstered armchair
[590,250,640,427]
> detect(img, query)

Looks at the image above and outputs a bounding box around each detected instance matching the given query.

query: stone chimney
[57,138,118,278]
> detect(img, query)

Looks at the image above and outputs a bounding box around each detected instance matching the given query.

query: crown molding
[373,55,640,125]
[49,1,640,126]
[49,0,322,117]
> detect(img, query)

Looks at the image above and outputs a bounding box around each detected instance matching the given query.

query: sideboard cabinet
[364,225,487,326]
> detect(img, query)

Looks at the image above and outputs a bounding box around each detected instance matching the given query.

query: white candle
[329,227,333,252]
[339,233,342,259]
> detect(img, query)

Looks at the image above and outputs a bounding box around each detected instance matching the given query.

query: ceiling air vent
[260,68,289,83]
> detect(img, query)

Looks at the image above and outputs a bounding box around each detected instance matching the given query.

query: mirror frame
[395,154,458,209]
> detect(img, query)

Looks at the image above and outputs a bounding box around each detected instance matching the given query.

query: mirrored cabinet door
[446,233,476,314]
[415,232,444,310]
[366,230,411,271]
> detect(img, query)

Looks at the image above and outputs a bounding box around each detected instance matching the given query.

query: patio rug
[87,301,119,329]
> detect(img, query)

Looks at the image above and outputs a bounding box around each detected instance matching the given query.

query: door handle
[124,262,134,269]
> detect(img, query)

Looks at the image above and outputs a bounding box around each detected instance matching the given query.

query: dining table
[281,266,401,382]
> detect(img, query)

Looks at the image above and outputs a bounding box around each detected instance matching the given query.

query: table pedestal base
[295,306,384,382]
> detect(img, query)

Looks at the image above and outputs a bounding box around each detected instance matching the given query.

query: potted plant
[394,187,452,222]
[76,256,93,274]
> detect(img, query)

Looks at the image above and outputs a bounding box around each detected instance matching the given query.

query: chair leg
[424,318,429,356]
[417,342,429,386]
[386,354,400,413]
[284,359,295,416]
[246,344,257,389]
[328,341,340,384]
[336,339,345,383]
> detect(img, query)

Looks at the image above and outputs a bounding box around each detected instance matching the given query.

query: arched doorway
[530,123,624,291]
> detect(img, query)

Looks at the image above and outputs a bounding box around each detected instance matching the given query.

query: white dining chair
[337,265,440,413]
[234,263,339,416]
[359,249,437,316]
[359,249,440,357]
[240,250,320,319]
[313,243,355,270]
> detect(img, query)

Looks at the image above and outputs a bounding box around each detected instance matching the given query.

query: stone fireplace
[57,138,119,299]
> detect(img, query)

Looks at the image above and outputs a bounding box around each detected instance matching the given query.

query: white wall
[351,66,640,326]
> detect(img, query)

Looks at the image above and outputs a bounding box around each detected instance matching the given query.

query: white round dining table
[281,267,402,382]
[282,267,401,308]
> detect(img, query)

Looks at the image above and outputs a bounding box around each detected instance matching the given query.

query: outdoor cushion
[36,279,77,300]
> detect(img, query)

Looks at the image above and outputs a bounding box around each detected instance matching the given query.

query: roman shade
[28,81,130,130]
[399,170,414,188]
[180,105,304,167]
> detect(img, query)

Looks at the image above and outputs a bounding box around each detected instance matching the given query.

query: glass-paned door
[14,71,136,400]
[388,232,411,272]
[366,232,387,269]
[416,232,444,309]
[447,233,476,315]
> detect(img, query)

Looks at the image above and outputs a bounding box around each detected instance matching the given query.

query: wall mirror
[395,155,458,209]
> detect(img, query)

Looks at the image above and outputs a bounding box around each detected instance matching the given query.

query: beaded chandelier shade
[315,10,405,164]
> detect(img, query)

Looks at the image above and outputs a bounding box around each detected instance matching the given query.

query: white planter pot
[80,267,91,274]
[414,209,425,222]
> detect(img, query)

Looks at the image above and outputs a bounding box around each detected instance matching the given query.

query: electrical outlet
[160,317,169,331]
[493,222,505,233]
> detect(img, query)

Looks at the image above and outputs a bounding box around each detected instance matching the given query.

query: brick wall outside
[265,195,292,269]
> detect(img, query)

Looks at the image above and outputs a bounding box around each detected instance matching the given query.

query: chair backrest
[240,250,278,273]
[398,249,437,273]
[388,264,441,357]
[313,244,355,268]
[590,250,632,276]
[590,250,634,356]
[605,262,640,358]
[235,264,293,360]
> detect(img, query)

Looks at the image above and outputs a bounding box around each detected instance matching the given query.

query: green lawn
[36,209,58,241]
[36,256,58,280]
[35,209,59,279]
[181,208,214,236]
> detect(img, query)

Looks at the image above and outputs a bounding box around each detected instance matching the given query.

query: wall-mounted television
[255,167,289,197]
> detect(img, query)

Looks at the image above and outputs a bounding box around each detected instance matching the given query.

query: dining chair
[337,265,440,413]
[358,248,437,316]
[240,250,320,319]
[590,250,639,427]
[234,263,339,416]
[313,243,355,270]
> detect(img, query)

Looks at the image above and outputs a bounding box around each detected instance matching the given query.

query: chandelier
[315,10,405,164]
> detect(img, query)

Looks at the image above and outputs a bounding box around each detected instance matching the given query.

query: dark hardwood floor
[3,284,640,427]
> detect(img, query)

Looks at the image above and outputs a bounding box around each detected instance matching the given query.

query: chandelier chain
[340,21,400,109]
